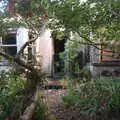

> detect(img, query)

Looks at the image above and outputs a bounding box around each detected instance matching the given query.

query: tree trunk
[0,28,44,120]
[20,85,39,120]
[10,69,44,120]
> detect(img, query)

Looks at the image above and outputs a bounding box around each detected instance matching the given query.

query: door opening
[53,37,66,75]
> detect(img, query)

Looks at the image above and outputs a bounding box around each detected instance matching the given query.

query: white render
[0,26,54,75]
[16,27,29,53]
[36,28,54,75]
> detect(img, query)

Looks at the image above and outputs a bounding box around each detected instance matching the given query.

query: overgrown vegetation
[0,71,47,120]
[0,0,120,119]
[0,0,48,119]
[59,33,91,77]
[63,77,120,119]
[0,71,26,119]
[34,99,47,120]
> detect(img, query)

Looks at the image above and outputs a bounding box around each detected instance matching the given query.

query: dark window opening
[3,34,17,56]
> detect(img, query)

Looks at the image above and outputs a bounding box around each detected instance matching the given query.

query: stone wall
[91,64,120,77]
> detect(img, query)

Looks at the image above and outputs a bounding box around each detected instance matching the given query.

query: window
[0,33,17,65]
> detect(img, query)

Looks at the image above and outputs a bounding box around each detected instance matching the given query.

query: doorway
[53,37,66,75]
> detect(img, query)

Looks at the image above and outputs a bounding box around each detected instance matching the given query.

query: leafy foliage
[49,0,120,56]
[1,0,119,49]
[0,71,26,119]
[63,77,120,119]
[0,0,51,37]
[52,0,120,40]
[59,33,91,77]
[34,99,47,120]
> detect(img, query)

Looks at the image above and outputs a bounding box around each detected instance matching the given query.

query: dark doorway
[53,38,66,74]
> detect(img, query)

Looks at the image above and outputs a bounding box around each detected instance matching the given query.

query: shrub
[63,77,120,119]
[0,71,26,119]
[34,99,47,120]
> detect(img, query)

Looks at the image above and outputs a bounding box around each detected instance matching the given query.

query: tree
[0,0,120,119]
[50,0,120,53]
[0,0,50,119]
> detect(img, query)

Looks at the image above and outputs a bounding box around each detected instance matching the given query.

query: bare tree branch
[76,31,102,50]
[0,51,35,71]
[25,20,39,35]
[76,31,120,55]
[16,20,44,58]
[16,35,38,57]
[20,85,39,120]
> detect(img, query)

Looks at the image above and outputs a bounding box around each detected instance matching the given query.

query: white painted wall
[36,28,54,75]
[0,27,29,72]
[0,27,54,75]
[16,27,29,53]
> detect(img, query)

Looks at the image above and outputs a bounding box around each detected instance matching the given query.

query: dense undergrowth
[0,71,47,120]
[63,77,120,120]
[0,71,25,119]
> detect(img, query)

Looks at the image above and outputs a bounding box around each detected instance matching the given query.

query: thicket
[63,77,120,120]
[0,71,47,120]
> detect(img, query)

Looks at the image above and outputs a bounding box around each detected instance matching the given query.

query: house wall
[16,27,29,53]
[0,27,28,72]
[0,66,12,71]
[90,46,101,64]
[17,26,54,75]
[91,65,120,77]
[90,46,120,77]
[36,28,54,76]
[0,27,55,75]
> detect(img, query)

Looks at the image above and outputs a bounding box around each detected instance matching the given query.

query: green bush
[0,71,26,119]
[34,100,47,120]
[63,77,120,119]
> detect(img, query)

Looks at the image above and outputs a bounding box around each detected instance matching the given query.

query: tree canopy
[0,0,120,119]
[52,0,119,41]
[0,0,120,49]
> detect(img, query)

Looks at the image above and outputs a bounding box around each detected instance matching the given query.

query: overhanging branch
[16,35,38,57]
[68,32,120,55]
[0,51,35,71]
[76,31,102,50]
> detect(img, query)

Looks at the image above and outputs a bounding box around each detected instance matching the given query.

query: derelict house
[0,29,17,71]
[0,26,120,77]
[0,26,66,77]
[90,43,120,77]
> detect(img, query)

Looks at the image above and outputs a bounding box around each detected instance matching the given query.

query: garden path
[42,80,83,120]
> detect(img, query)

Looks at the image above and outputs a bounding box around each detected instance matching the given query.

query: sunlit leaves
[51,0,120,42]
[0,0,51,36]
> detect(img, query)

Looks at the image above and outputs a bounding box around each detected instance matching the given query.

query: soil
[41,80,88,120]
[42,89,82,120]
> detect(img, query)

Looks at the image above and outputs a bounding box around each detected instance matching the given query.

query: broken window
[0,33,17,65]
[3,34,17,56]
